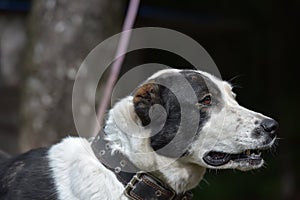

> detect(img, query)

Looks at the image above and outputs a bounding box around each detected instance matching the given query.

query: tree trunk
[20,0,124,152]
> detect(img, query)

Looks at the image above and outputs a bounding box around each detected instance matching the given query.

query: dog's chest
[48,137,129,200]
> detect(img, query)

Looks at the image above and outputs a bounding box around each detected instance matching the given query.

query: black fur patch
[133,70,223,158]
[0,151,10,160]
[0,148,58,200]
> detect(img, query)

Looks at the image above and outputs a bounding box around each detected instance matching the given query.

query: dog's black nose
[261,118,278,139]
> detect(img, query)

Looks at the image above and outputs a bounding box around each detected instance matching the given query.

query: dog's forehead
[180,70,221,96]
[147,69,226,98]
[147,69,181,80]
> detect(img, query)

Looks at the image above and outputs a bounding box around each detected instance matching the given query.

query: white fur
[48,69,275,199]
[147,68,181,80]
[48,137,127,200]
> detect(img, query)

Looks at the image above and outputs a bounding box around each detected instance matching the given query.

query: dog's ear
[133,81,185,158]
[133,80,189,158]
[133,82,162,126]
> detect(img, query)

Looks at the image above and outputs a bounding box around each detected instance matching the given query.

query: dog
[0,69,278,200]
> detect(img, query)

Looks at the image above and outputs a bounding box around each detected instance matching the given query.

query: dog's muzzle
[203,118,278,167]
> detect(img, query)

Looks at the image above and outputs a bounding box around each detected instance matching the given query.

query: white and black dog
[0,69,278,200]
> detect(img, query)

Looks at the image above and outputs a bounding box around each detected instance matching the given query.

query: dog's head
[132,69,278,171]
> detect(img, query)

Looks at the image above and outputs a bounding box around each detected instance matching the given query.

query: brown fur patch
[133,83,155,104]
[133,82,161,126]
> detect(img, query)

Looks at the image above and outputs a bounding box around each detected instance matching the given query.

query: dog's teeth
[257,150,261,154]
[258,152,261,156]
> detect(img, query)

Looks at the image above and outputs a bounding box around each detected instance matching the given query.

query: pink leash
[96,0,140,127]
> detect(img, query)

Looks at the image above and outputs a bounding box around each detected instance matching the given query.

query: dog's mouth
[203,149,263,167]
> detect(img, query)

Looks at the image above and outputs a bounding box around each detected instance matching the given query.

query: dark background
[0,0,299,199]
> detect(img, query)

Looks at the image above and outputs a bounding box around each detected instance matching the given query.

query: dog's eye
[200,95,212,105]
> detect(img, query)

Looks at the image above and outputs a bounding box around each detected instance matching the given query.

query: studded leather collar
[91,129,193,200]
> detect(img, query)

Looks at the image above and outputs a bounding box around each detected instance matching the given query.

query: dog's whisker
[201,178,210,186]
[228,74,244,83]
[263,162,269,168]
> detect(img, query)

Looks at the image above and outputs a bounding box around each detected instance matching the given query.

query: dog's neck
[102,96,206,193]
